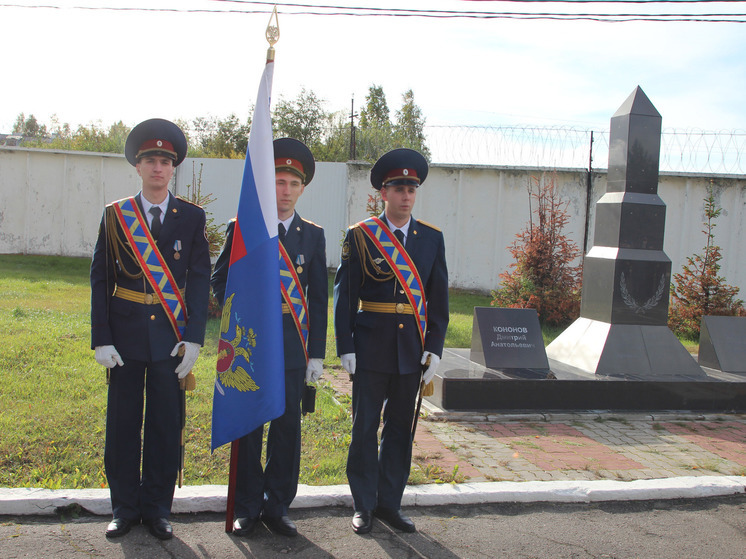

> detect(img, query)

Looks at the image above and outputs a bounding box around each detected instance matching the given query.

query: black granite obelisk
[546,86,705,379]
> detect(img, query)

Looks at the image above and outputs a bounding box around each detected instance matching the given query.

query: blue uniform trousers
[234,366,306,518]
[104,355,182,521]
[346,368,421,512]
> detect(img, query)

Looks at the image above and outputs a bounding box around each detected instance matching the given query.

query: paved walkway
[327,372,746,486]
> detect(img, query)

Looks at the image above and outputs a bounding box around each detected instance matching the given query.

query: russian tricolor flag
[211,60,285,451]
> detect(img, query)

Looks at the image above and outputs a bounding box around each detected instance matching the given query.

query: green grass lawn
[0,254,698,489]
[0,254,493,489]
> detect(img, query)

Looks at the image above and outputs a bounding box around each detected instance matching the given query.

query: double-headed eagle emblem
[215,292,260,395]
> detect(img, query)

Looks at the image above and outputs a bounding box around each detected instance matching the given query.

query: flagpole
[224,5,280,533]
[224,439,240,532]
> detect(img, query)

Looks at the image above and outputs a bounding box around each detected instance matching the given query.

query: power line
[214,0,746,18]
[1,1,745,22]
[458,0,746,3]
[217,0,746,6]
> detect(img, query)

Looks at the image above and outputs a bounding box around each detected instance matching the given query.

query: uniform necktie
[394,229,405,246]
[279,223,286,243]
[149,206,162,240]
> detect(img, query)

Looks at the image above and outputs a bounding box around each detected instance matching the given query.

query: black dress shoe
[374,507,416,533]
[261,514,297,537]
[351,510,373,535]
[105,517,136,538]
[144,517,173,540]
[232,516,259,537]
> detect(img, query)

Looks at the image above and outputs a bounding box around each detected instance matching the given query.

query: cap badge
[403,169,409,176]
[286,159,292,165]
[156,140,163,147]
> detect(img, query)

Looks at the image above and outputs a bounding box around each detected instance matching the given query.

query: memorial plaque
[470,307,549,371]
[698,315,746,374]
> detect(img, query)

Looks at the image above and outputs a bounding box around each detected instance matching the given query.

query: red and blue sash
[279,241,309,363]
[358,216,428,348]
[112,196,187,340]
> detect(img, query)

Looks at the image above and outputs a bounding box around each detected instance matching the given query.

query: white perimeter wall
[1,146,744,294]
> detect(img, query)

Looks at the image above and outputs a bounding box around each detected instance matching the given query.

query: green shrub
[491,172,582,327]
[669,181,744,340]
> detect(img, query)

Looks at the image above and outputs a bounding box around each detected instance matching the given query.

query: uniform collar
[139,191,171,218]
[381,213,412,238]
[279,211,296,233]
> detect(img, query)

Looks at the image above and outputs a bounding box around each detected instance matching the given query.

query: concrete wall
[2,146,745,295]
[0,148,138,257]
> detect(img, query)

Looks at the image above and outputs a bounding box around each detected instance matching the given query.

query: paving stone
[325,373,746,486]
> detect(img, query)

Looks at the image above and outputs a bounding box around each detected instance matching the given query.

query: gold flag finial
[266,6,279,62]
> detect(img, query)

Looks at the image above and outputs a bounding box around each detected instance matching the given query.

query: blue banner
[211,61,285,451]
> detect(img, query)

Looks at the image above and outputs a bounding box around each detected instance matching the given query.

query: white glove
[95,345,123,368]
[172,341,201,379]
[421,351,441,385]
[306,358,324,383]
[341,353,356,376]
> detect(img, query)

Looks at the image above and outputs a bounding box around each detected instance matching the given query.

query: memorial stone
[427,87,743,413]
[546,87,705,379]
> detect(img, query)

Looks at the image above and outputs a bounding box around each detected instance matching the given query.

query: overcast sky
[2,0,745,136]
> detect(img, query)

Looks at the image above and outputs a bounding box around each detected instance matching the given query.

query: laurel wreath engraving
[619,273,666,314]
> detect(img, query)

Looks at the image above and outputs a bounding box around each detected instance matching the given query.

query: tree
[668,181,744,340]
[272,88,329,153]
[491,173,582,326]
[356,85,393,162]
[314,111,351,162]
[22,119,129,153]
[12,113,46,138]
[11,113,25,134]
[394,89,430,159]
[68,121,128,153]
[5,90,433,164]
[49,114,71,141]
[95,121,130,153]
[358,85,390,129]
[191,114,250,158]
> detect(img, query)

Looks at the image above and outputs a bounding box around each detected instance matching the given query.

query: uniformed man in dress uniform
[91,118,211,540]
[334,148,449,535]
[211,138,328,538]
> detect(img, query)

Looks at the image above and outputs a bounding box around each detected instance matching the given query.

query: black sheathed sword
[411,355,433,441]
[178,380,186,488]
[178,372,196,487]
[177,343,196,488]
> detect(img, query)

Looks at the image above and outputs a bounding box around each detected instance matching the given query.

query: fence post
[583,131,594,255]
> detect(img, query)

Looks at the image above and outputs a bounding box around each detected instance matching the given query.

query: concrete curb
[2,476,744,516]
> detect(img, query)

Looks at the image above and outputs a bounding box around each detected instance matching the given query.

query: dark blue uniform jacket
[334,215,449,375]
[90,193,211,362]
[211,213,327,370]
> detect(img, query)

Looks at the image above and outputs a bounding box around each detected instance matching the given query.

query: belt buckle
[395,302,405,314]
[144,293,154,304]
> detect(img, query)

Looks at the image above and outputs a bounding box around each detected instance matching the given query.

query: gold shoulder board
[416,219,441,232]
[175,196,203,209]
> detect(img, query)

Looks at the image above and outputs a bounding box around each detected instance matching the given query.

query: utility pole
[349,94,358,160]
